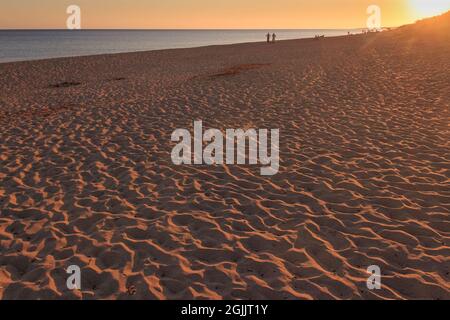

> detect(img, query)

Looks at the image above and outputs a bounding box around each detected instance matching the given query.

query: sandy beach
[0,12,449,300]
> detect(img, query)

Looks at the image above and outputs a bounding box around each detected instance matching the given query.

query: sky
[1,0,449,29]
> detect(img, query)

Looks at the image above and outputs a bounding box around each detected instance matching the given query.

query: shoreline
[0,29,365,65]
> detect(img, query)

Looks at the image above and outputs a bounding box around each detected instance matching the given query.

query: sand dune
[0,12,449,299]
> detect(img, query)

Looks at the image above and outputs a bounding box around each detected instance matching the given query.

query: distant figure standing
[272,33,276,43]
[266,33,270,43]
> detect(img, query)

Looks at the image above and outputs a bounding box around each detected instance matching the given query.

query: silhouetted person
[272,33,276,43]
[266,33,270,43]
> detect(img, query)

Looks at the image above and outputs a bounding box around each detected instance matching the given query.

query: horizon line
[0,27,392,31]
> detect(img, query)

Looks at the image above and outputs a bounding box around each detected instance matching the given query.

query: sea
[0,29,362,63]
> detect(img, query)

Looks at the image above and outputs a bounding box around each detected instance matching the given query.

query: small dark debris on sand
[49,81,81,88]
[209,64,271,78]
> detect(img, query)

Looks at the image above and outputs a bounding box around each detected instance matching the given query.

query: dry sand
[0,13,449,300]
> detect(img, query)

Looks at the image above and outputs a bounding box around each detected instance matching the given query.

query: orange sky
[1,0,449,29]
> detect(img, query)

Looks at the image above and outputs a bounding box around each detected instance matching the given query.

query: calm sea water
[0,29,361,63]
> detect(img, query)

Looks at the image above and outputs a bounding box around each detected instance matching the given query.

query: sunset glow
[0,0,449,29]
[409,0,450,20]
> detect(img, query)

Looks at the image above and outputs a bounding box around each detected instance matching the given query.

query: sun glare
[409,0,450,20]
